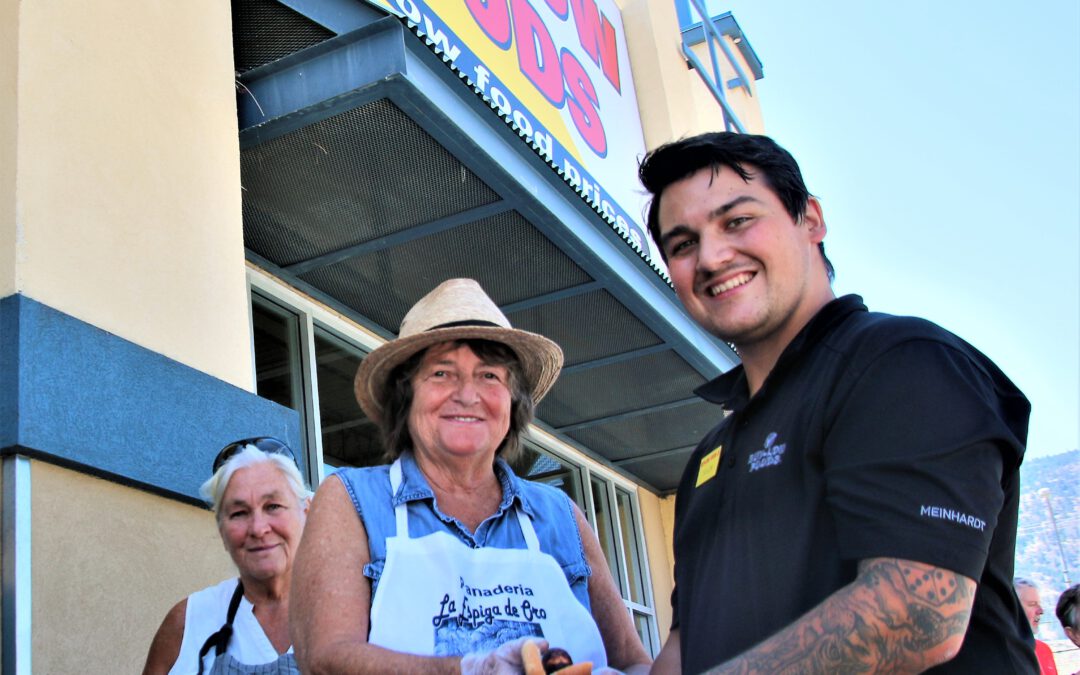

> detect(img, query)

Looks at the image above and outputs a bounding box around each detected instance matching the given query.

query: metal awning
[233,0,738,493]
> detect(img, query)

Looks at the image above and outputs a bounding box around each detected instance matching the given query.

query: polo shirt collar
[393,451,536,518]
[695,294,867,410]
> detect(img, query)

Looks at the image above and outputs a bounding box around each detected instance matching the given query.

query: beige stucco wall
[0,0,17,297]
[31,461,233,673]
[620,0,765,150]
[638,488,676,644]
[620,0,695,150]
[9,0,253,389]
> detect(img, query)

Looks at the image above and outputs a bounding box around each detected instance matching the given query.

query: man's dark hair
[638,132,834,280]
[378,339,534,464]
[1057,584,1079,630]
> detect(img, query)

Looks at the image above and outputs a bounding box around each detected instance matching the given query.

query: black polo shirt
[671,295,1035,674]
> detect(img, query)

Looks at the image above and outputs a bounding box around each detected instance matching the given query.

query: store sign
[363,0,651,256]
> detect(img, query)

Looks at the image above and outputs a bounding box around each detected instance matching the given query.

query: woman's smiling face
[407,342,512,463]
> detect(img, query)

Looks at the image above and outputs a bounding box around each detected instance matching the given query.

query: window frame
[249,288,322,483]
[249,266,384,483]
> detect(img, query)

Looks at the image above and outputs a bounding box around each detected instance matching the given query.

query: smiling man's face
[658,164,827,355]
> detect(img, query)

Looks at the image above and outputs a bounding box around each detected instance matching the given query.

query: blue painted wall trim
[0,294,301,504]
[0,297,19,450]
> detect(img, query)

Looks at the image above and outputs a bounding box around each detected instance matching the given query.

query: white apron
[368,459,607,666]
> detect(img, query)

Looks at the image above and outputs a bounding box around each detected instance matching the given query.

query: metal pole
[1038,487,1072,586]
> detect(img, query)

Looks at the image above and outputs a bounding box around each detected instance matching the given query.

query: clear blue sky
[702,0,1080,458]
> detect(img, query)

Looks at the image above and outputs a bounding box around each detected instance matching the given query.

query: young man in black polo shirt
[639,132,1036,673]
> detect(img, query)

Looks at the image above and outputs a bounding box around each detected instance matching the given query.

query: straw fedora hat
[354,279,564,423]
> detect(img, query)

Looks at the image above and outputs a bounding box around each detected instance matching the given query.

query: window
[617,488,646,605]
[512,443,584,506]
[250,279,390,482]
[248,270,658,654]
[311,327,379,469]
[591,476,621,588]
[251,294,313,482]
[589,475,658,654]
[617,487,657,652]
[251,296,303,413]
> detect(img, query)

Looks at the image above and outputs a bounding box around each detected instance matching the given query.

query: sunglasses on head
[212,436,297,474]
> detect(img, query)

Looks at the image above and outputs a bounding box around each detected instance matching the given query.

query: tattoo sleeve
[706,558,975,675]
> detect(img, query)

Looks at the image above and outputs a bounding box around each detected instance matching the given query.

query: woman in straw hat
[291,279,651,674]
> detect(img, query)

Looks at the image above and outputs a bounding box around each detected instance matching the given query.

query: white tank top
[168,578,291,674]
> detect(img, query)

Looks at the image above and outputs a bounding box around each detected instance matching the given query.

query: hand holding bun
[520,640,593,674]
[461,637,550,675]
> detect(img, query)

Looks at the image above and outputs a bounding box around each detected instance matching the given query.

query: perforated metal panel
[232,0,335,74]
[565,399,722,463]
[507,290,662,367]
[539,351,708,428]
[615,448,697,494]
[298,211,592,331]
[241,99,501,267]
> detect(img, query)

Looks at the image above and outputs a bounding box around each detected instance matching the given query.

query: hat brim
[354,325,564,423]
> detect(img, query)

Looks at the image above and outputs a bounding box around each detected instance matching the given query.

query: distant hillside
[1015,449,1079,641]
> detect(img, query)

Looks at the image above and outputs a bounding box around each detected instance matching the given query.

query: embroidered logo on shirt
[748,432,786,472]
[919,505,986,531]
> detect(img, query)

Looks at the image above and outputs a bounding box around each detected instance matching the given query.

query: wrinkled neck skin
[412,447,504,534]
[240,569,291,605]
[413,447,500,500]
[239,570,293,655]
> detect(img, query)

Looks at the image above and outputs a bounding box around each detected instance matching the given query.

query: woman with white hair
[143,437,311,675]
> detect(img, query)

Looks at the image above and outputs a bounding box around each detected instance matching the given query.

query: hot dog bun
[521,639,545,675]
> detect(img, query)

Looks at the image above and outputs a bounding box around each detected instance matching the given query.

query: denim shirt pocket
[364,558,386,597]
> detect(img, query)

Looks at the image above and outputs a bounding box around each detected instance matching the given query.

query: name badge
[695,446,722,487]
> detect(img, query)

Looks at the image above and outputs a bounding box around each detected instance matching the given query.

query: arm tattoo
[707,558,975,674]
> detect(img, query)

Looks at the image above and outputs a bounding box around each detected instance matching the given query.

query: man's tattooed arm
[705,558,975,675]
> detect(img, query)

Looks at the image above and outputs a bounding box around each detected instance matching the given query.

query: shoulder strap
[390,459,409,539]
[196,580,245,675]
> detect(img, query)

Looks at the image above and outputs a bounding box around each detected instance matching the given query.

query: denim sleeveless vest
[334,452,594,610]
